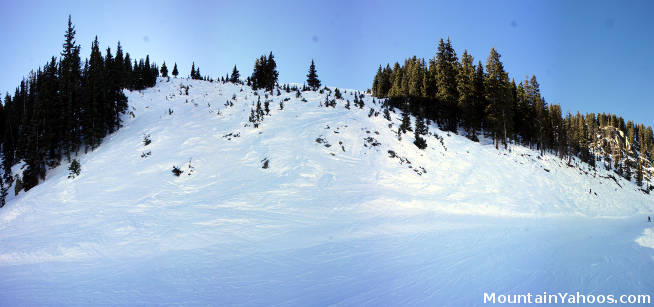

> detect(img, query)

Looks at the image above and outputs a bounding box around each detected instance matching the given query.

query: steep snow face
[1,78,653,306]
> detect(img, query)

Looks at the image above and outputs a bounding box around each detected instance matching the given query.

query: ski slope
[1,78,653,306]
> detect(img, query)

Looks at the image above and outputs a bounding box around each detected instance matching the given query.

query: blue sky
[1,0,652,126]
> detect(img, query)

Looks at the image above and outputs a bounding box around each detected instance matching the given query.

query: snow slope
[1,78,654,306]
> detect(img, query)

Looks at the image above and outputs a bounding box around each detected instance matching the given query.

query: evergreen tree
[230,65,240,83]
[388,62,405,97]
[457,49,475,136]
[414,115,427,149]
[306,59,321,90]
[399,106,412,133]
[114,42,125,88]
[484,48,512,148]
[421,64,436,98]
[59,15,82,159]
[0,174,6,207]
[123,52,133,87]
[372,65,383,97]
[435,38,459,131]
[190,62,196,79]
[264,52,279,92]
[0,153,7,206]
[251,52,279,92]
[473,61,486,133]
[636,159,643,187]
[256,97,264,121]
[407,57,424,97]
[381,64,393,97]
[81,36,105,149]
[172,62,179,77]
[106,47,128,131]
[195,66,201,80]
[160,62,168,77]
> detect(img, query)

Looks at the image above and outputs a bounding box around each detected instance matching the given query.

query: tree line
[372,38,652,187]
[0,16,159,194]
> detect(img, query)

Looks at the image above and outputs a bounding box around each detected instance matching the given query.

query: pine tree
[81,36,105,149]
[636,159,643,187]
[68,159,81,178]
[388,62,405,97]
[251,52,279,92]
[256,97,264,121]
[106,47,127,131]
[372,65,383,97]
[400,106,412,133]
[381,64,393,97]
[190,62,196,79]
[123,52,133,87]
[473,61,486,133]
[407,57,424,97]
[484,48,512,148]
[435,38,459,131]
[0,169,7,207]
[624,163,632,181]
[0,157,11,208]
[264,52,279,92]
[421,64,436,98]
[414,115,427,149]
[114,42,125,88]
[172,63,179,77]
[306,59,321,90]
[160,62,168,77]
[230,65,240,83]
[457,49,475,136]
[59,15,82,159]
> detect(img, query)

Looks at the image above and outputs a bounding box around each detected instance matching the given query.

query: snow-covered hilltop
[1,78,653,306]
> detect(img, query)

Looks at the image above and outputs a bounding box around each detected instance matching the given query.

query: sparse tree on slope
[306,59,321,90]
[230,65,240,83]
[160,62,168,78]
[172,63,179,77]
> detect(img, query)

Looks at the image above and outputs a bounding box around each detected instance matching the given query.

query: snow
[1,78,653,305]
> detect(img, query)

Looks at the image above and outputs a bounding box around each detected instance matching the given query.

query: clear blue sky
[1,0,652,126]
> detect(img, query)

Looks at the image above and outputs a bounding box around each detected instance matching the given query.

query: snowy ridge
[1,78,653,306]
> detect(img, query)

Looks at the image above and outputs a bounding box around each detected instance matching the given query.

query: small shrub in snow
[143,134,152,146]
[261,158,270,169]
[334,88,342,99]
[14,178,23,196]
[172,166,183,177]
[68,159,81,179]
[414,135,427,149]
[187,159,195,176]
[0,177,7,208]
